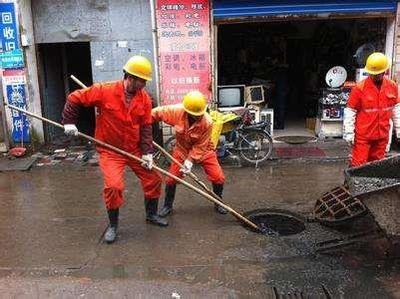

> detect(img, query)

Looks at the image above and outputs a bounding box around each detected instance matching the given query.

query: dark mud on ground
[1,160,400,297]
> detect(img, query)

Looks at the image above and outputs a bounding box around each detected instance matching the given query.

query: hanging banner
[156,0,211,105]
[0,2,20,53]
[2,69,30,143]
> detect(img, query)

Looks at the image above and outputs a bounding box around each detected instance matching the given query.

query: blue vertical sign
[0,3,29,143]
[0,2,19,53]
[6,83,29,142]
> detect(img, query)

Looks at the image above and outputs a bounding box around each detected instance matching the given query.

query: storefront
[1,0,398,148]
[212,0,398,139]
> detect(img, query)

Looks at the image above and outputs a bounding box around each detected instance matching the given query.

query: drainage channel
[243,209,306,236]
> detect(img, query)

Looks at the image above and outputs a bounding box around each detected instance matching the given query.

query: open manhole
[243,209,306,236]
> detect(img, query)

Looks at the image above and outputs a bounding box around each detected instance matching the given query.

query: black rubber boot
[145,198,169,227]
[212,184,228,214]
[104,208,119,244]
[159,184,176,217]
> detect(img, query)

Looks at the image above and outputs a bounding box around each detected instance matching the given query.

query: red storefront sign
[156,0,211,105]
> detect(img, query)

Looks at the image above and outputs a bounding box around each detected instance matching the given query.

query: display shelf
[316,87,350,139]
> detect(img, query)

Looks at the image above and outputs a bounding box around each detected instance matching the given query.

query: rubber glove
[64,124,79,136]
[393,103,400,139]
[141,154,154,170]
[180,159,193,174]
[343,107,356,145]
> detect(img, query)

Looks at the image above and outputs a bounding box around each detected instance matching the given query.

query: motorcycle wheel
[238,130,273,164]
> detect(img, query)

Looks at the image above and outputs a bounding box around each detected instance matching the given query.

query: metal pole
[153,141,217,196]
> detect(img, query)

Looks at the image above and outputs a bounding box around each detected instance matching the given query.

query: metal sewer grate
[314,185,367,226]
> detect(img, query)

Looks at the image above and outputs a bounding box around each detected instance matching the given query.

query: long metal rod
[70,75,259,230]
[152,142,217,196]
[5,103,260,231]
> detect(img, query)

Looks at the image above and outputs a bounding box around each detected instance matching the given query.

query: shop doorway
[37,42,94,143]
[217,18,387,138]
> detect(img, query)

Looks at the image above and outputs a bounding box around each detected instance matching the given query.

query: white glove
[343,107,356,145]
[141,154,153,170]
[392,103,400,139]
[180,159,193,174]
[64,124,79,136]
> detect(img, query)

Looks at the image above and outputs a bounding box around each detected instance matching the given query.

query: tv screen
[217,85,245,108]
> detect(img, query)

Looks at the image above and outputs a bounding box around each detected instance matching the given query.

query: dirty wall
[31,0,157,96]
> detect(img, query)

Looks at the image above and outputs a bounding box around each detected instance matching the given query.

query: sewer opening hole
[245,212,306,236]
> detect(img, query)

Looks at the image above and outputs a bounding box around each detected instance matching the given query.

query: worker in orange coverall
[62,56,167,244]
[343,52,400,167]
[152,91,228,217]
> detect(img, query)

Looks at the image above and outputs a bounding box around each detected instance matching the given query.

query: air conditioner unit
[260,108,274,136]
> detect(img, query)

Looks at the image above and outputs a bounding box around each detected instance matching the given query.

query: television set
[217,85,245,111]
[245,85,265,105]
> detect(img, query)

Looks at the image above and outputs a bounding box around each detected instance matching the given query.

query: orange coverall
[347,77,399,167]
[152,104,225,186]
[63,81,161,209]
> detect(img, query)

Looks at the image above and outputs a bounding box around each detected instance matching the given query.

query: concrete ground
[1,157,400,298]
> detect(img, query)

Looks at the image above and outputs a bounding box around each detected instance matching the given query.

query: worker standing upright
[152,91,228,217]
[62,56,168,244]
[343,52,400,167]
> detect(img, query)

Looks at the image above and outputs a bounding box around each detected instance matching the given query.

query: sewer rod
[5,102,260,231]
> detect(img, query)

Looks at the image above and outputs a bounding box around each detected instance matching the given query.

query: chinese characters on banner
[0,2,24,68]
[156,0,211,105]
[0,2,19,53]
[0,2,29,143]
[2,69,30,142]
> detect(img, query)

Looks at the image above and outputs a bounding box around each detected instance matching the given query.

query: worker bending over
[152,91,228,216]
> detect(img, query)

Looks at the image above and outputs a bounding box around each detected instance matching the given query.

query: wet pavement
[2,159,400,298]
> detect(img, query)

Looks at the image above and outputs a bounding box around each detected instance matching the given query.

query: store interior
[217,17,387,137]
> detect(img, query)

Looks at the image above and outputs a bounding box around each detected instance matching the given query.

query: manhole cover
[244,209,306,236]
[274,135,317,144]
[314,185,367,227]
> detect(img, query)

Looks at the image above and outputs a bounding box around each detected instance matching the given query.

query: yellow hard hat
[182,91,207,116]
[123,55,152,81]
[365,52,389,75]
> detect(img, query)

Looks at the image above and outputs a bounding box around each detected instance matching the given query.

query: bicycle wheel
[238,130,273,164]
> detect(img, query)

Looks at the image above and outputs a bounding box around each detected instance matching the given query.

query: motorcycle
[154,108,273,167]
[210,108,273,165]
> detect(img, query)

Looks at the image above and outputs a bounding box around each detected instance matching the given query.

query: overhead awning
[213,0,398,19]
